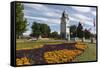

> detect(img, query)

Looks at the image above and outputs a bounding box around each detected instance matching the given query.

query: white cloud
[69,13,94,26]
[73,13,92,21]
[24,3,61,22]
[24,15,48,21]
[91,11,96,16]
[24,4,48,11]
[69,16,79,22]
[72,6,91,13]
[24,3,61,14]
[24,15,60,25]
[49,18,60,24]
[45,12,60,17]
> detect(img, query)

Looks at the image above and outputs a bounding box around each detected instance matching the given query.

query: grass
[16,39,63,50]
[76,42,97,61]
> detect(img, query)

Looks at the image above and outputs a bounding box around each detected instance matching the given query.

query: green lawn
[16,39,63,50]
[76,43,97,61]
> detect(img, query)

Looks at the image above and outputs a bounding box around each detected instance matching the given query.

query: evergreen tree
[16,3,27,38]
[84,29,91,39]
[77,22,83,38]
[70,25,77,38]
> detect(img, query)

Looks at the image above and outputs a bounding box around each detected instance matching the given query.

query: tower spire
[62,10,66,18]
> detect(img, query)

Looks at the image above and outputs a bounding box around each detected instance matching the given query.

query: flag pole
[91,18,95,43]
[94,18,95,43]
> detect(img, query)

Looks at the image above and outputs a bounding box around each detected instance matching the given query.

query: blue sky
[22,3,96,36]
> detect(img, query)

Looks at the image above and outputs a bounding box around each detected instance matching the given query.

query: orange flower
[16,57,30,65]
[44,49,83,63]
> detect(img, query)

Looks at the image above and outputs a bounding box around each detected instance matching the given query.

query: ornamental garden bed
[16,42,86,66]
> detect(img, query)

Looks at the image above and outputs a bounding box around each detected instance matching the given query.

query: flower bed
[44,49,82,63]
[16,42,87,65]
[75,42,87,50]
[16,57,30,65]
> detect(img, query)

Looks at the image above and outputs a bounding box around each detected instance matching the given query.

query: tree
[51,31,59,39]
[31,22,41,38]
[16,3,27,38]
[40,23,51,38]
[84,29,91,39]
[70,25,77,38]
[31,22,51,38]
[77,22,83,38]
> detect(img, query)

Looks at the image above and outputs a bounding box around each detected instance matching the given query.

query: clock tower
[60,11,69,40]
